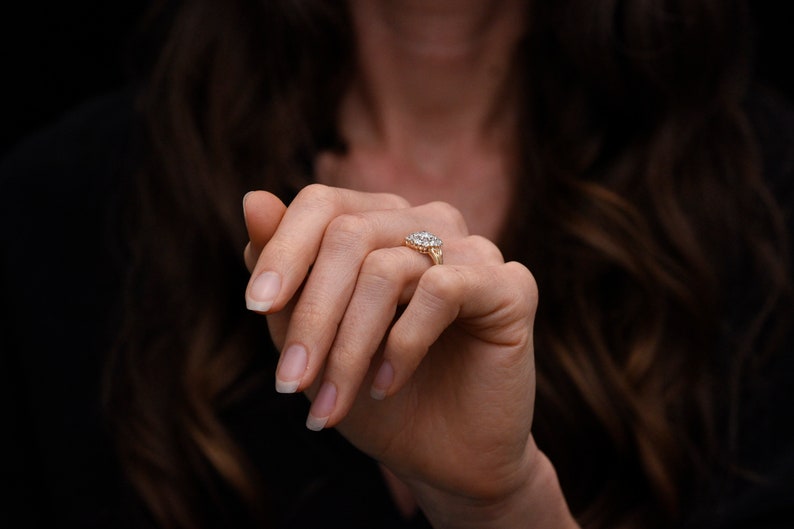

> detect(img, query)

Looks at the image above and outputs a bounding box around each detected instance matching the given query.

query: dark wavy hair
[104,1,791,528]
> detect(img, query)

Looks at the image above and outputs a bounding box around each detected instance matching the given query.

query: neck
[343,0,527,160]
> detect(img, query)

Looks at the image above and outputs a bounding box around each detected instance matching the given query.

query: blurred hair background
[1,2,791,157]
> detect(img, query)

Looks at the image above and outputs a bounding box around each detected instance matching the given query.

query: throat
[314,142,514,242]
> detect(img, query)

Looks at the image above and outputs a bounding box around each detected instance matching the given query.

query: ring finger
[304,235,505,430]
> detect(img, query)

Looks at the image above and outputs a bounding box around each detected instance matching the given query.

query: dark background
[2,3,792,157]
[1,2,149,156]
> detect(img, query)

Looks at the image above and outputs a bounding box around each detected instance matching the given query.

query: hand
[243,185,576,528]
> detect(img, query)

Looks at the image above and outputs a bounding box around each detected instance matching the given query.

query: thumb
[243,190,287,271]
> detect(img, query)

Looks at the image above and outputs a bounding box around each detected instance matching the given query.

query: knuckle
[387,325,423,356]
[417,266,464,308]
[325,213,374,253]
[428,201,467,234]
[504,261,539,306]
[382,192,411,209]
[467,235,504,262]
[355,250,405,303]
[326,212,373,239]
[295,183,340,211]
[360,248,404,283]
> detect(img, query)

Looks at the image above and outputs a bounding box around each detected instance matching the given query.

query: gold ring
[405,231,443,265]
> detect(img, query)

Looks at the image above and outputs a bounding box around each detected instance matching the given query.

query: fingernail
[306,381,337,431]
[370,360,394,400]
[242,191,254,230]
[243,191,254,209]
[276,344,308,394]
[246,271,281,312]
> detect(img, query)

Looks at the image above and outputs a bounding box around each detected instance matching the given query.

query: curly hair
[104,1,791,528]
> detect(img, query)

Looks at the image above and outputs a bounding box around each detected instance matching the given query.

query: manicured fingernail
[276,344,308,393]
[242,191,254,230]
[370,360,394,400]
[306,381,337,431]
[246,271,281,312]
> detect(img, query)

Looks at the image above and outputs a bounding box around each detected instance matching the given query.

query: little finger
[374,262,537,398]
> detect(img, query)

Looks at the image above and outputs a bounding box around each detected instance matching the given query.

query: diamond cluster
[405,231,443,252]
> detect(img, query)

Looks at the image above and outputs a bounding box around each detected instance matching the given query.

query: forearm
[411,440,580,529]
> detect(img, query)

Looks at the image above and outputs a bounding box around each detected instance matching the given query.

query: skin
[316,0,524,240]
[243,1,580,527]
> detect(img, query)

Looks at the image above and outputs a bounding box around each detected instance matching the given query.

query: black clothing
[1,89,793,528]
[0,91,432,529]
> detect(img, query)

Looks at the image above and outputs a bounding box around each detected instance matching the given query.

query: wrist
[409,438,579,529]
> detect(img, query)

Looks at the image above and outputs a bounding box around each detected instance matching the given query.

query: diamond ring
[404,231,443,265]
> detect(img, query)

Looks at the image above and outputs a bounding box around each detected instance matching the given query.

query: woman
[2,0,792,528]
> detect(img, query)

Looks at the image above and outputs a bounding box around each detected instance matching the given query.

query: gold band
[427,246,443,265]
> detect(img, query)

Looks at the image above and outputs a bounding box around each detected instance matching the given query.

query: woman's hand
[243,185,577,528]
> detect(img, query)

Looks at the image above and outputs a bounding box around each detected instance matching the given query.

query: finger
[444,235,505,267]
[242,190,287,272]
[373,261,538,399]
[243,242,258,272]
[303,246,428,429]
[303,236,506,429]
[274,203,469,396]
[245,184,410,313]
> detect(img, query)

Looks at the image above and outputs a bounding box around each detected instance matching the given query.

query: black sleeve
[0,91,141,529]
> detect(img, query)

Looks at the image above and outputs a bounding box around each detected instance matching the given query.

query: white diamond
[405,231,442,251]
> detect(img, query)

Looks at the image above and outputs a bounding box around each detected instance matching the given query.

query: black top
[0,90,433,529]
[1,89,793,528]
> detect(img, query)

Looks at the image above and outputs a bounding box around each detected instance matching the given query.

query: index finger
[245,184,410,313]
